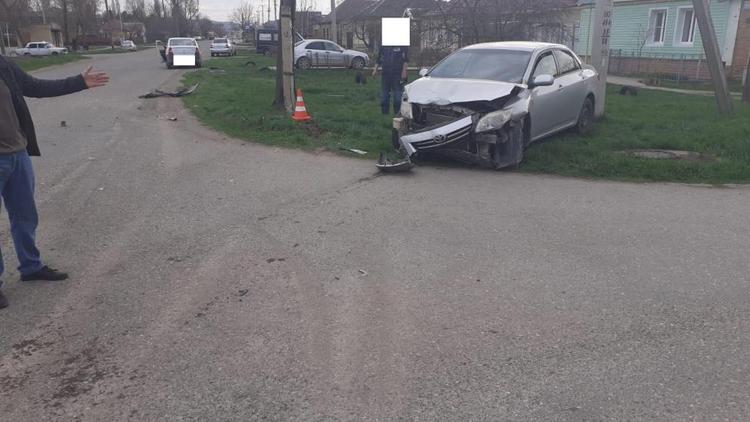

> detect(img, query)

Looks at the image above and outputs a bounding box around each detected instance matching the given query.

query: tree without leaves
[230,0,253,27]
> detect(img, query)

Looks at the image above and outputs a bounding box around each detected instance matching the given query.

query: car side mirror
[419,68,429,77]
[530,74,555,88]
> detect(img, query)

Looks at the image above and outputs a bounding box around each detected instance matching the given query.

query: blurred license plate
[174,55,195,66]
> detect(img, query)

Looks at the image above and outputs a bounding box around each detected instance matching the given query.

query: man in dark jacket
[372,46,409,115]
[0,57,109,309]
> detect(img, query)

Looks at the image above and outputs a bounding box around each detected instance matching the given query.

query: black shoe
[21,266,69,282]
[0,290,8,309]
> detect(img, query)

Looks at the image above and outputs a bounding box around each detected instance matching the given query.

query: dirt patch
[48,340,121,401]
[299,121,327,138]
[11,338,55,359]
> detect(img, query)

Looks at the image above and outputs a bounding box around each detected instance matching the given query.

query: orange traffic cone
[292,89,312,121]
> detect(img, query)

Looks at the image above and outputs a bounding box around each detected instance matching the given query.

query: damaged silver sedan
[393,42,598,169]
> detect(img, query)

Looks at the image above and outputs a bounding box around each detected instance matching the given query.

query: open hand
[82,66,110,89]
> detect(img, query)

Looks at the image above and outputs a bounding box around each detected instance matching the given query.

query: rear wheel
[576,97,594,134]
[351,57,365,70]
[297,57,311,70]
[51,52,59,56]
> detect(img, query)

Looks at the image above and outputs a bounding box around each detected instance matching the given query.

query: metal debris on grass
[339,147,368,155]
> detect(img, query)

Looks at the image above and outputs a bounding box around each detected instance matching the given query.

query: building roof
[320,0,441,23]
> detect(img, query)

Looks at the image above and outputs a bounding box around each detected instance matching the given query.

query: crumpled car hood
[405,77,523,105]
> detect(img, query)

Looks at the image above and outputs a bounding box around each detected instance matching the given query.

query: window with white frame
[676,8,697,45]
[648,9,668,45]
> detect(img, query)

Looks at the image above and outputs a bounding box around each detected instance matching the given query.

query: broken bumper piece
[396,115,474,156]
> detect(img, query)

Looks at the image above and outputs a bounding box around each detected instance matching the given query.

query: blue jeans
[0,150,42,282]
[381,74,403,115]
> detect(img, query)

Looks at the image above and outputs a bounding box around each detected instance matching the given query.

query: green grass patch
[522,85,750,183]
[182,54,398,157]
[11,54,89,72]
[182,54,750,183]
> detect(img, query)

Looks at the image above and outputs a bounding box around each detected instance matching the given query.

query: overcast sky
[200,0,332,22]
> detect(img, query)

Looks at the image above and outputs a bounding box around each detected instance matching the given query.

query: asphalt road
[1,46,750,421]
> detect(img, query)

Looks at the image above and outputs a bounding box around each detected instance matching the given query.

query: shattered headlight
[475,109,513,133]
[400,100,413,120]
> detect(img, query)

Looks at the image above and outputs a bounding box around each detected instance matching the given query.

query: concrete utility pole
[274,0,296,112]
[589,0,613,117]
[330,0,337,43]
[742,54,750,103]
[692,0,733,114]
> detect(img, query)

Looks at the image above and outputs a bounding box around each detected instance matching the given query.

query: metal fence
[606,49,721,87]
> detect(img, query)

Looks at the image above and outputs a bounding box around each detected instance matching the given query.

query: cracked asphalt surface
[1,46,750,421]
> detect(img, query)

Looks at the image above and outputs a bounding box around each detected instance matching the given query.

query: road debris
[60,120,66,127]
[358,269,368,276]
[167,117,178,121]
[624,149,716,162]
[376,152,414,173]
[339,147,367,155]
[139,83,200,99]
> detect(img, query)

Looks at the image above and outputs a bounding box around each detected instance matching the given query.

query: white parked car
[166,37,202,69]
[16,42,68,56]
[120,40,137,51]
[210,38,236,56]
[294,39,368,70]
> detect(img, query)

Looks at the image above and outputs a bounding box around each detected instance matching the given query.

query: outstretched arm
[9,62,109,98]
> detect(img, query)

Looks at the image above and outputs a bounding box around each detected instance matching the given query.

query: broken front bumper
[394,115,474,156]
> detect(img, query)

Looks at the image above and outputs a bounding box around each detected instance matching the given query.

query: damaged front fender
[395,91,529,169]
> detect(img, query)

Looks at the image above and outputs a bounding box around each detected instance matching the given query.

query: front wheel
[297,57,311,70]
[51,52,59,56]
[351,57,365,70]
[576,97,594,135]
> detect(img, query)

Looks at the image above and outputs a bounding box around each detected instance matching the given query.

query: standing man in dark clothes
[0,58,109,309]
[372,45,409,115]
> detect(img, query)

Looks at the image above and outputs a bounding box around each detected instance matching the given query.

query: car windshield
[171,39,195,46]
[428,49,532,83]
[213,38,227,44]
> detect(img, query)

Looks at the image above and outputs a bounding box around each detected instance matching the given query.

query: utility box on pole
[589,0,614,118]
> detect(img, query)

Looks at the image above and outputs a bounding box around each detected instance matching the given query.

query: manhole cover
[625,149,716,162]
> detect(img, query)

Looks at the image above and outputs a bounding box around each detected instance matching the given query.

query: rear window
[170,39,196,46]
[214,38,227,44]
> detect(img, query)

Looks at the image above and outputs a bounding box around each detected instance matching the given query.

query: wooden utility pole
[330,0,337,43]
[274,0,295,112]
[692,0,733,113]
[589,0,614,117]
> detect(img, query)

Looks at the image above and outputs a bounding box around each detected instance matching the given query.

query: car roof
[168,38,196,42]
[462,41,569,52]
[301,39,335,43]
